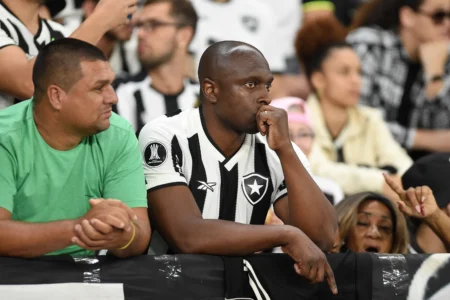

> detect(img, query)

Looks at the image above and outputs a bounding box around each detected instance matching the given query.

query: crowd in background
[1,0,450,260]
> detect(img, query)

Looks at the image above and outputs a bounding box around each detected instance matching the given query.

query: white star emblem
[248,179,263,195]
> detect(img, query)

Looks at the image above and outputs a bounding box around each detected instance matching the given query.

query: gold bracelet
[119,222,136,250]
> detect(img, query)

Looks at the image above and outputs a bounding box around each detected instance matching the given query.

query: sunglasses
[418,9,450,25]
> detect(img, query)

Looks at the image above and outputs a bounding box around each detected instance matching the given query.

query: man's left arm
[257,106,337,251]
[273,145,337,251]
[102,124,151,257]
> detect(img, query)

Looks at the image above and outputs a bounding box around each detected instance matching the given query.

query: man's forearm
[425,210,450,252]
[69,12,110,46]
[413,129,450,152]
[277,146,337,250]
[0,220,76,258]
[109,218,151,258]
[171,220,296,256]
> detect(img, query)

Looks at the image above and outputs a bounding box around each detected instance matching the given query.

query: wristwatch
[425,74,444,84]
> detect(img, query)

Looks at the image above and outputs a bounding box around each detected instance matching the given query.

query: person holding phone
[139,41,338,294]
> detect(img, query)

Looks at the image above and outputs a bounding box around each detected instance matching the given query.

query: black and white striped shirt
[139,108,311,253]
[0,1,69,109]
[115,74,199,133]
[347,26,450,149]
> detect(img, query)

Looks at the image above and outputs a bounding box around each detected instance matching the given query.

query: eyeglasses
[418,9,450,25]
[134,19,184,32]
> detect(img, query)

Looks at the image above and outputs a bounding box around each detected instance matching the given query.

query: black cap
[402,153,450,209]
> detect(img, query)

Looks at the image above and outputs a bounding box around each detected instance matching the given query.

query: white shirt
[189,0,288,74]
[115,75,199,132]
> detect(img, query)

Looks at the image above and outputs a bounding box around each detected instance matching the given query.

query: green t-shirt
[0,100,147,256]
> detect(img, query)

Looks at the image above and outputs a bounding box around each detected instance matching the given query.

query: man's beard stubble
[139,47,176,71]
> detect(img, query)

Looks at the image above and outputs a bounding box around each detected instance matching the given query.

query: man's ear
[177,26,194,50]
[202,78,218,104]
[399,6,416,29]
[47,85,66,111]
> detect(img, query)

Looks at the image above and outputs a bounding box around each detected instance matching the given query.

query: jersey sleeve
[272,142,312,203]
[102,123,147,208]
[0,145,17,213]
[0,26,16,49]
[138,120,188,192]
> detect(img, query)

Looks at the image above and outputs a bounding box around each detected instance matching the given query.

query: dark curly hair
[351,0,425,30]
[295,16,349,80]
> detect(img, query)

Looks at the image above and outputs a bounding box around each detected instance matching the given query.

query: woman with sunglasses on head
[295,16,413,198]
[335,192,409,254]
[348,0,450,161]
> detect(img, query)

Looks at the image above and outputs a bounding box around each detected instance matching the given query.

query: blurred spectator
[302,0,335,24]
[83,0,141,76]
[336,192,409,254]
[295,16,413,197]
[348,0,450,160]
[47,0,84,33]
[189,0,309,99]
[115,0,199,133]
[0,39,150,257]
[272,97,344,205]
[399,153,450,253]
[302,0,369,26]
[0,0,138,110]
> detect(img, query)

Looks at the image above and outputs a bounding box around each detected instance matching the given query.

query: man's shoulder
[0,101,32,140]
[347,26,399,48]
[108,112,136,133]
[139,108,196,140]
[114,72,148,91]
[96,113,134,141]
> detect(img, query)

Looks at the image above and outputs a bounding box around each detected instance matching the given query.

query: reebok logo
[197,181,216,192]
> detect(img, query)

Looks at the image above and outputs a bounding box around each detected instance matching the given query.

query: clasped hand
[72,198,138,251]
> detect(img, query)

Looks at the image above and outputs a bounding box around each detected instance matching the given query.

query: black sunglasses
[418,9,450,25]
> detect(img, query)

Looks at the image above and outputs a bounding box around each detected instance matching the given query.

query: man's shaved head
[198,41,268,87]
[32,38,107,104]
[198,41,273,135]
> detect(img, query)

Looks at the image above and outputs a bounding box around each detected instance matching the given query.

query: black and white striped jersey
[115,74,199,133]
[0,1,69,109]
[108,34,141,77]
[139,107,311,226]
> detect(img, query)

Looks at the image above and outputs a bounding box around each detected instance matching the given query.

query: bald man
[139,41,338,293]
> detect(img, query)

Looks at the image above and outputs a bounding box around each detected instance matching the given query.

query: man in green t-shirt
[0,38,150,257]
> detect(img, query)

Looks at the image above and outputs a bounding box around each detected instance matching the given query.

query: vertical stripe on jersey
[164,95,180,115]
[119,43,130,74]
[133,90,145,134]
[0,21,11,40]
[171,135,184,178]
[218,163,238,221]
[42,20,65,46]
[8,21,28,53]
[187,134,208,211]
[249,143,274,225]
